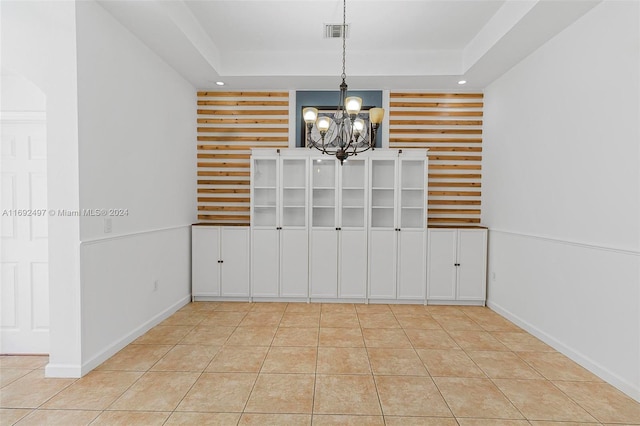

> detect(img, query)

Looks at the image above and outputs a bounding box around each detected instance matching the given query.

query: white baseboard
[78,295,191,376]
[45,363,82,378]
[487,300,640,402]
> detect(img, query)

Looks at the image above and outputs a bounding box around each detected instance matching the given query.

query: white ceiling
[97,0,601,91]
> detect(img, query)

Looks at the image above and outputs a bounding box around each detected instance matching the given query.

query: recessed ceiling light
[215,81,225,86]
[458,80,467,85]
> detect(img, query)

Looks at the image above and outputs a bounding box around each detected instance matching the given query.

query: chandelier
[302,0,384,164]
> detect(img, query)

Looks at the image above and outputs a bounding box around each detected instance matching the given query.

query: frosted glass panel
[283,207,306,227]
[401,189,424,208]
[312,160,335,188]
[342,189,364,207]
[342,208,364,228]
[283,159,306,187]
[254,159,277,187]
[254,207,276,226]
[371,189,394,207]
[371,208,394,228]
[401,209,424,228]
[401,161,423,189]
[254,188,276,206]
[313,207,335,227]
[283,188,305,207]
[342,160,365,187]
[372,160,395,188]
[313,189,335,207]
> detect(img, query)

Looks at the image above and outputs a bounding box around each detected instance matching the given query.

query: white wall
[2,0,83,376]
[483,1,640,400]
[75,1,196,373]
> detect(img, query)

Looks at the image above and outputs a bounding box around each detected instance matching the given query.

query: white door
[426,229,457,301]
[220,227,250,297]
[191,226,221,297]
[368,229,396,299]
[1,118,49,353]
[251,229,279,297]
[457,229,487,301]
[338,229,367,298]
[397,229,426,300]
[280,229,308,298]
[310,229,338,298]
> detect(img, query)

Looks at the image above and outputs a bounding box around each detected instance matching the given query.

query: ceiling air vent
[324,24,349,39]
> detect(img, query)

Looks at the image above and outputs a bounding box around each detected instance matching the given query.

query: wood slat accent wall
[389,92,483,226]
[197,91,290,225]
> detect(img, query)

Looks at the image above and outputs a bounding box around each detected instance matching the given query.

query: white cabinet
[251,150,309,299]
[427,228,487,305]
[192,225,250,300]
[368,150,428,301]
[309,157,368,300]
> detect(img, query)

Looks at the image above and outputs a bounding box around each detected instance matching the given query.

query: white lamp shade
[345,96,362,115]
[303,107,318,123]
[317,116,332,132]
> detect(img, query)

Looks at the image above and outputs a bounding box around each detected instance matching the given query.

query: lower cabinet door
[192,226,220,297]
[280,229,309,297]
[397,229,426,300]
[368,229,396,299]
[427,229,457,301]
[339,229,367,298]
[456,229,487,301]
[220,227,250,297]
[251,229,279,297]
[310,230,338,298]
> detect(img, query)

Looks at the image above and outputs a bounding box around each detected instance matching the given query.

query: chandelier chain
[341,0,346,81]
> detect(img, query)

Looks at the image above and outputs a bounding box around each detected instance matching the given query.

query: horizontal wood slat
[197,91,289,225]
[390,92,483,227]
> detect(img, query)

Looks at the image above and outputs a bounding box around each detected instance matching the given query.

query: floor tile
[95,344,172,371]
[362,328,411,348]
[205,346,269,373]
[375,375,452,417]
[314,375,382,415]
[319,328,364,347]
[240,413,312,425]
[91,410,170,425]
[320,312,360,328]
[180,325,235,345]
[467,351,543,379]
[200,311,247,327]
[433,315,483,331]
[261,347,317,373]
[518,352,602,382]
[272,327,319,346]
[433,377,523,419]
[176,372,256,412]
[13,409,99,425]
[404,329,459,349]
[447,330,509,351]
[280,312,321,327]
[527,422,604,426]
[250,302,288,313]
[388,304,428,315]
[456,420,530,426]
[42,370,142,410]
[216,302,253,312]
[312,414,385,425]
[0,356,48,370]
[321,303,356,313]
[357,313,400,329]
[394,314,442,330]
[165,411,241,425]
[367,348,427,376]
[245,373,315,413]
[179,301,219,313]
[0,370,75,409]
[161,311,207,326]
[385,417,458,426]
[226,326,277,346]
[0,369,31,388]
[553,380,640,424]
[239,311,284,327]
[355,304,391,313]
[108,371,199,411]
[133,325,193,345]
[416,349,485,378]
[493,378,597,422]
[491,331,554,352]
[316,347,371,375]
[0,408,32,426]
[286,302,321,313]
[150,344,219,372]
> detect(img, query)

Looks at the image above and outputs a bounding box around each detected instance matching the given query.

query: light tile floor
[1,302,639,425]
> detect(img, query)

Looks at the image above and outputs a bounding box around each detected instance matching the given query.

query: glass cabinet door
[311,159,337,228]
[281,158,307,227]
[340,158,366,228]
[252,158,278,227]
[370,159,396,228]
[399,159,426,229]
